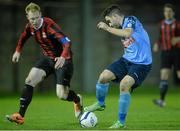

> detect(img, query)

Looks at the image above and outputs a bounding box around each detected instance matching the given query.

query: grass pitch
[0,86,180,130]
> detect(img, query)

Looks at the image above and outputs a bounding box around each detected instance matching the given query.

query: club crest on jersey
[42,32,47,38]
[127,23,132,28]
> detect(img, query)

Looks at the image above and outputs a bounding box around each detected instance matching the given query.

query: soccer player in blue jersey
[84,5,152,128]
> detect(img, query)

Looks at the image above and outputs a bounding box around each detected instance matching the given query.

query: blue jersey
[121,16,152,65]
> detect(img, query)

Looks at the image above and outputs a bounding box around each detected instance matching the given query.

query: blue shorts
[106,57,152,89]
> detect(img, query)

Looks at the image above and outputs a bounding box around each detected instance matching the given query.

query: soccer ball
[79,111,98,128]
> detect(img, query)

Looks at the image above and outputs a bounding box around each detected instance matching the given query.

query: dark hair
[164,3,174,11]
[102,4,122,18]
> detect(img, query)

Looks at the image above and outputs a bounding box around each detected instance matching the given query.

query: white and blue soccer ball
[79,111,98,128]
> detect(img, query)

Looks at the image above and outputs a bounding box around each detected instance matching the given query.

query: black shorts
[161,48,180,70]
[107,57,152,90]
[34,56,73,86]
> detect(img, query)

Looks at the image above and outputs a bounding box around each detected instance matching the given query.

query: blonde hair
[25,2,41,14]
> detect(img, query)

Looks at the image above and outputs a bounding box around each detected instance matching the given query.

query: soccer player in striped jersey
[153,3,180,107]
[6,3,83,124]
[84,5,152,128]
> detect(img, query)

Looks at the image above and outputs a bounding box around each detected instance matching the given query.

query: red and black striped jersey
[16,17,72,59]
[157,19,180,51]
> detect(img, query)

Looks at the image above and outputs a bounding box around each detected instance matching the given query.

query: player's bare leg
[84,69,116,112]
[176,70,180,79]
[56,84,83,119]
[109,75,134,128]
[98,69,116,84]
[153,68,170,107]
[6,68,46,124]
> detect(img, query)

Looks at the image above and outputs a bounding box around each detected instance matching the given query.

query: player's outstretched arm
[97,21,133,37]
[12,51,21,63]
[171,22,180,45]
[12,24,31,63]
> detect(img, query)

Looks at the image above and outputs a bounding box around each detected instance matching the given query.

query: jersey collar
[164,18,175,25]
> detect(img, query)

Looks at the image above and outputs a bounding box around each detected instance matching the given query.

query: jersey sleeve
[176,21,180,36]
[15,24,32,53]
[157,22,162,46]
[124,16,139,44]
[47,20,71,59]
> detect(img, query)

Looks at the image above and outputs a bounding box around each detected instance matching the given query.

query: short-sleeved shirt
[121,16,152,65]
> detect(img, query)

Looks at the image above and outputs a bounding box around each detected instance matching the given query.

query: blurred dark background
[0,0,180,94]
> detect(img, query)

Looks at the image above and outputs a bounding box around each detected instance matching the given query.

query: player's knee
[161,69,169,80]
[56,85,68,100]
[120,80,130,92]
[98,72,110,84]
[161,74,168,80]
[177,71,180,79]
[25,68,46,87]
[25,76,35,87]
[25,75,42,87]
[56,92,66,100]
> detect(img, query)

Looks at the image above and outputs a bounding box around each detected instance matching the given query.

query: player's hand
[153,43,159,52]
[54,56,65,69]
[12,51,21,63]
[97,22,109,31]
[171,37,179,46]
